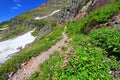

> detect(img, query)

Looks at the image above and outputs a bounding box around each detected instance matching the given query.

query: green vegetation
[32,28,40,36]
[33,19,47,28]
[30,28,120,80]
[67,0,120,34]
[29,0,120,80]
[90,28,120,56]
[0,26,64,80]
[4,24,28,39]
[55,28,120,80]
[30,28,120,79]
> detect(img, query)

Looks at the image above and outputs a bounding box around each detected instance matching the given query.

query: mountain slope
[0,0,67,41]
[0,0,112,41]
[0,0,120,80]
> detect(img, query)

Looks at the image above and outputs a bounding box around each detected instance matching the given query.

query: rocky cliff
[59,0,112,23]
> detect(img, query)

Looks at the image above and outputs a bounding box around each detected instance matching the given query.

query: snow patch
[34,9,61,20]
[0,28,7,31]
[0,30,36,64]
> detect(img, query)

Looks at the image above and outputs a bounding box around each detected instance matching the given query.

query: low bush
[53,46,112,80]
[90,28,120,58]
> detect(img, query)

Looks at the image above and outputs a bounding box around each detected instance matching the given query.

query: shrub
[53,46,112,80]
[90,28,120,58]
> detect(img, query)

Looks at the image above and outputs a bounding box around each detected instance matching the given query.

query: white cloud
[12,6,18,10]
[12,0,22,11]
[17,4,21,7]
[11,4,22,11]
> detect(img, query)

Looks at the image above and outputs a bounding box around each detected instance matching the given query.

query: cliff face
[0,0,112,41]
[59,0,112,23]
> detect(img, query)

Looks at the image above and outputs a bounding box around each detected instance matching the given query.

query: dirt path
[9,27,67,80]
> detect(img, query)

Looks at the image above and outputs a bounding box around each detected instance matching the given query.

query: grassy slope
[29,0,120,80]
[0,26,64,80]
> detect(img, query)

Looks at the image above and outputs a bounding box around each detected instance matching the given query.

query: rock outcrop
[59,0,112,23]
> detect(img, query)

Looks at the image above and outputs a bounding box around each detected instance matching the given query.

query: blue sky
[0,0,48,23]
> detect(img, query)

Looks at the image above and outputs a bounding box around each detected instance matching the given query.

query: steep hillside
[0,0,120,80]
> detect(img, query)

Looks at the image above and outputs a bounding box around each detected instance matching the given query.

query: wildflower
[103,57,110,62]
[109,70,113,74]
[74,52,77,55]
[74,52,77,56]
[52,77,56,80]
[62,62,67,68]
[67,47,73,51]
[65,55,69,60]
[50,66,54,71]
[76,58,79,61]
[73,65,76,68]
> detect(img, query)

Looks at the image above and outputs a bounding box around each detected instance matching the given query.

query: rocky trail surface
[9,27,67,80]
